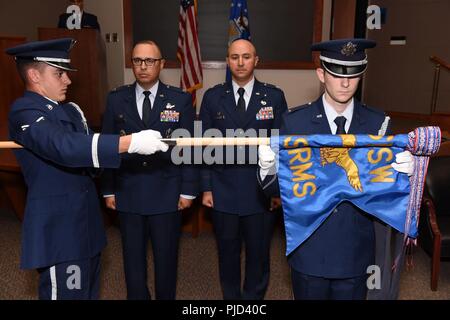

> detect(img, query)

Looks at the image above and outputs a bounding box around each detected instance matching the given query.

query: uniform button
[142,161,148,167]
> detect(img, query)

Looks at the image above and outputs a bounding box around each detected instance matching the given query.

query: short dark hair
[132,40,163,58]
[16,60,45,84]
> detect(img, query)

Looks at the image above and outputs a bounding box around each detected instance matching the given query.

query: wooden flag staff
[1,136,448,149]
[0,137,272,149]
[159,137,271,146]
[0,141,21,149]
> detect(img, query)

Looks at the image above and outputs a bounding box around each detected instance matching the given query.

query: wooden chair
[419,156,450,291]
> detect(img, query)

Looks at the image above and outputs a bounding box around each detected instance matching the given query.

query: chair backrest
[424,156,450,216]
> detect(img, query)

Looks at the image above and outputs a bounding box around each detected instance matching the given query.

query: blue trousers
[291,268,368,300]
[37,254,101,300]
[118,211,181,300]
[212,210,277,300]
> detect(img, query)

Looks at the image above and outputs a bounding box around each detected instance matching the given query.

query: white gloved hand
[258,145,276,170]
[258,145,276,180]
[128,129,169,155]
[391,150,414,176]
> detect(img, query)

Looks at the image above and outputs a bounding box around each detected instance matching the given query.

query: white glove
[391,150,414,176]
[128,129,169,155]
[258,145,276,170]
[258,145,276,180]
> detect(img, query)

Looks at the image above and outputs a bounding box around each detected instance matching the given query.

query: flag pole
[0,141,21,149]
[0,138,271,149]
[160,137,270,146]
[2,136,447,148]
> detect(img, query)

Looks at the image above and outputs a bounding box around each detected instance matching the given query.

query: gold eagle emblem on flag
[319,134,362,192]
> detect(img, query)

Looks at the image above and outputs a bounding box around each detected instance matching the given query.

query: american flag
[177,0,203,106]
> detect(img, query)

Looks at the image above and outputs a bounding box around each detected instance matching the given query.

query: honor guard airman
[258,38,414,300]
[6,38,167,300]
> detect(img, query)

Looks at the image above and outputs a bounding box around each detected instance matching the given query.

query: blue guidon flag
[272,127,441,255]
[228,0,251,43]
[226,0,251,82]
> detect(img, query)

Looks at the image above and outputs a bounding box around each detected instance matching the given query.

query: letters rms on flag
[273,127,441,255]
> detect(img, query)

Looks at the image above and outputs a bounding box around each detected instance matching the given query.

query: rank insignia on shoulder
[215,112,225,120]
[256,106,274,121]
[260,100,267,106]
[46,104,53,110]
[160,110,180,122]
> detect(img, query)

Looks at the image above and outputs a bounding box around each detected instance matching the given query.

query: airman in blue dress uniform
[101,40,197,300]
[258,38,414,299]
[199,39,288,299]
[6,38,167,300]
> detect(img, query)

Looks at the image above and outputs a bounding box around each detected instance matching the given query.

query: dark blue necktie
[334,116,347,134]
[142,91,152,128]
[237,87,246,122]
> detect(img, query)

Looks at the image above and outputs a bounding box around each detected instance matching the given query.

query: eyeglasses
[131,57,163,67]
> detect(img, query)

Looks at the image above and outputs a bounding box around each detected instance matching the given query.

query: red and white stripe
[177,0,203,105]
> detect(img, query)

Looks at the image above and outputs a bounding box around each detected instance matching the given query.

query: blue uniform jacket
[58,12,100,31]
[100,82,198,215]
[261,97,392,278]
[199,80,288,215]
[8,91,121,269]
